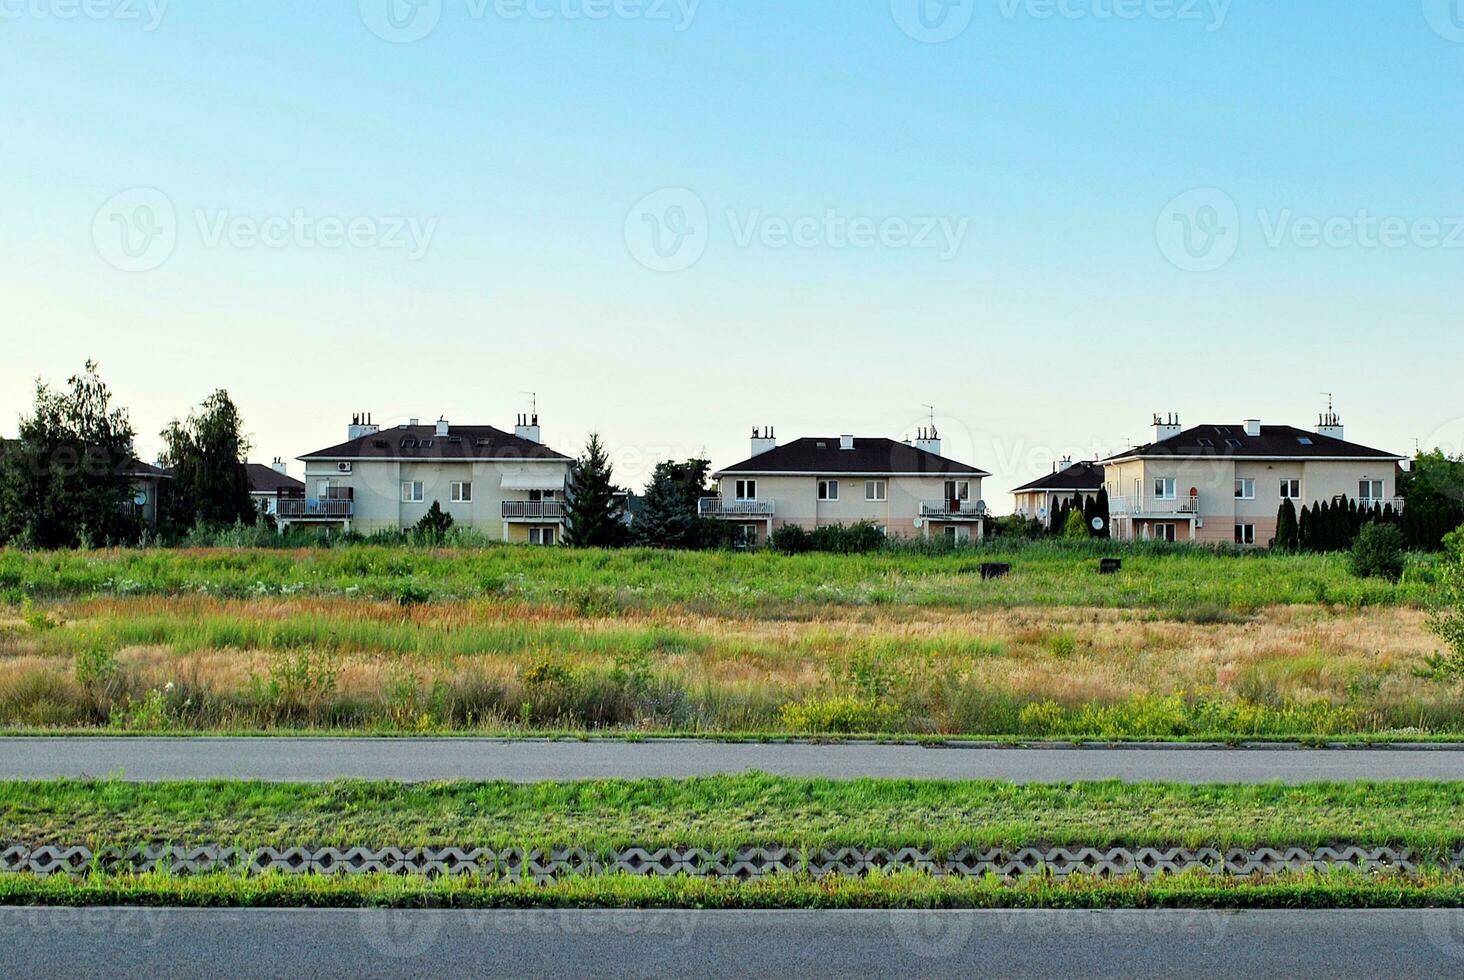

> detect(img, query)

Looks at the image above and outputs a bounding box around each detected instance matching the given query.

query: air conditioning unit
[336,462,353,474]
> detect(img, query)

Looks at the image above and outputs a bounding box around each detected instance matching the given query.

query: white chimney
[515,414,541,444]
[407,418,420,428]
[436,418,450,437]
[1244,419,1261,438]
[347,412,379,441]
[271,457,288,476]
[1317,411,1345,441]
[1152,412,1182,443]
[839,434,856,451]
[914,426,941,456]
[751,426,776,456]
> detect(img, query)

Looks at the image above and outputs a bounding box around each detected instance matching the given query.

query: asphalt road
[4,737,1464,782]
[2,908,1461,979]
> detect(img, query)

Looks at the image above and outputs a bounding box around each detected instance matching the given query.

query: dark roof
[125,458,171,479]
[243,462,304,494]
[1012,461,1106,493]
[1105,425,1402,463]
[301,425,570,462]
[718,438,989,477]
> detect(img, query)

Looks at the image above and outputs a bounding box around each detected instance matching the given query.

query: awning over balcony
[500,474,565,491]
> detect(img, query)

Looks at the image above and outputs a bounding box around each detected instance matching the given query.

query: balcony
[502,500,566,520]
[699,498,775,517]
[920,500,987,520]
[276,498,353,520]
[1108,495,1201,518]
[1354,496,1406,512]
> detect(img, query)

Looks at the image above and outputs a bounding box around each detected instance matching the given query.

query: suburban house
[1012,459,1106,528]
[243,459,305,518]
[702,427,991,545]
[1102,413,1405,545]
[125,458,170,528]
[289,413,572,542]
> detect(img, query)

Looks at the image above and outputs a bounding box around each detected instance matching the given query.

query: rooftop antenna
[1322,392,1334,413]
[922,404,937,437]
[519,391,538,421]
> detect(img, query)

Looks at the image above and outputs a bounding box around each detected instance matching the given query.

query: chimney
[1244,419,1261,438]
[515,413,541,444]
[1152,412,1182,443]
[407,418,420,428]
[271,457,288,476]
[839,434,856,451]
[436,418,450,438]
[1317,411,1344,441]
[347,412,379,441]
[751,426,777,456]
[915,426,941,456]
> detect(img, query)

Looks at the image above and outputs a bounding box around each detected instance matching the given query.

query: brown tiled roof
[718,438,989,476]
[1105,424,1402,463]
[243,463,304,494]
[300,426,570,462]
[1012,461,1106,493]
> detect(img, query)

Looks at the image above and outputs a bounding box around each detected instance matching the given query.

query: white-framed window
[529,527,555,546]
[1359,480,1384,503]
[1280,479,1301,500]
[1153,522,1177,543]
[944,480,970,501]
[736,524,758,547]
[450,481,472,503]
[818,479,839,501]
[1235,523,1256,545]
[1153,478,1176,500]
[1235,479,1256,500]
[735,479,757,501]
[865,480,887,502]
[401,481,424,503]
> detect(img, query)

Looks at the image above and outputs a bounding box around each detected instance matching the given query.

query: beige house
[1012,459,1106,529]
[1103,413,1404,545]
[290,413,571,543]
[702,427,991,545]
[243,460,304,518]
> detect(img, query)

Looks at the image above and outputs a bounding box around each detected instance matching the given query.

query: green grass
[6,867,1464,910]
[0,542,1436,613]
[6,777,1464,856]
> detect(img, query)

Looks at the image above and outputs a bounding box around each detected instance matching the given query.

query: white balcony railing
[1108,495,1201,517]
[501,500,566,520]
[699,498,775,517]
[1354,496,1406,512]
[277,499,353,519]
[919,500,987,519]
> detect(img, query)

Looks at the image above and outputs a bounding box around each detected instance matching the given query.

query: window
[1297,437,1314,446]
[736,524,759,547]
[1235,479,1256,500]
[865,480,887,502]
[1235,524,1256,545]
[529,527,555,546]
[1153,478,1176,500]
[1153,523,1177,543]
[1280,479,1301,500]
[1197,438,1214,448]
[1215,426,1232,435]
[1226,439,1244,449]
[451,481,472,503]
[818,480,840,501]
[944,480,970,501]
[1359,480,1384,503]
[401,481,424,503]
[735,479,757,500]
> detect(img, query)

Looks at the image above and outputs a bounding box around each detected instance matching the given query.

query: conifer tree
[563,433,628,548]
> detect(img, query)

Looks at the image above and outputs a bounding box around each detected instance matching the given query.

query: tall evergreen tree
[635,463,696,549]
[0,361,138,548]
[563,433,628,548]
[1093,487,1111,539]
[1274,497,1299,551]
[158,389,255,533]
[1297,502,1312,551]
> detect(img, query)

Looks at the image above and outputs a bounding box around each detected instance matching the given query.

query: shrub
[1061,508,1090,539]
[770,525,813,555]
[779,696,900,733]
[1349,523,1406,583]
[809,522,886,554]
[414,501,454,544]
[1423,529,1464,681]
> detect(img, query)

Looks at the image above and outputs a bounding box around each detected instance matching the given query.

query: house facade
[1103,413,1404,545]
[702,427,991,545]
[1012,459,1106,528]
[243,460,305,518]
[290,413,572,543]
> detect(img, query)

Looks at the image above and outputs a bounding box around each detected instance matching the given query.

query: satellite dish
[133,489,148,506]
[1091,517,1105,531]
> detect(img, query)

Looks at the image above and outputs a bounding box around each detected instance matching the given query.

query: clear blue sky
[3,1,1462,507]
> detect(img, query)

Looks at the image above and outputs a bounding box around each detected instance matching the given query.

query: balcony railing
[920,500,987,519]
[699,498,775,517]
[502,500,566,520]
[1354,496,1406,512]
[277,499,354,519]
[1108,495,1201,517]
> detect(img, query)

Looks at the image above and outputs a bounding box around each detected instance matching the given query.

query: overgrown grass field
[0,543,1456,738]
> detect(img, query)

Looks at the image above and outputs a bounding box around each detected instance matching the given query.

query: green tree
[1061,507,1089,539]
[0,361,138,548]
[158,389,255,533]
[414,500,454,543]
[1401,451,1464,551]
[1349,522,1405,582]
[1274,497,1299,551]
[563,433,628,548]
[635,463,696,549]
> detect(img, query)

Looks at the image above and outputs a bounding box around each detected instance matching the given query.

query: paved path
[1,907,1459,978]
[4,737,1464,782]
